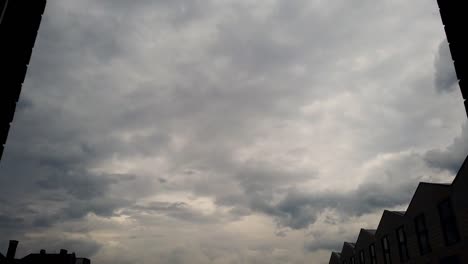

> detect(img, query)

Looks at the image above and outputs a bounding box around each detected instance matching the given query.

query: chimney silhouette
[6,240,18,259]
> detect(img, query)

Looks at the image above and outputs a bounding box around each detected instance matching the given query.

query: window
[342,261,347,264]
[440,255,461,264]
[351,256,356,264]
[381,235,392,264]
[359,250,365,264]
[369,243,377,264]
[414,214,431,255]
[438,198,460,246]
[396,226,410,262]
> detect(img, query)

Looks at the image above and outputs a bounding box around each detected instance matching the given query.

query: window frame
[369,243,377,264]
[359,250,365,264]
[381,235,392,264]
[438,198,460,246]
[414,213,431,255]
[396,225,410,262]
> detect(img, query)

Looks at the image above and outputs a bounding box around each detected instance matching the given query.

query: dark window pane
[396,226,410,262]
[398,228,405,242]
[438,199,460,246]
[369,244,377,264]
[415,214,431,255]
[381,236,391,264]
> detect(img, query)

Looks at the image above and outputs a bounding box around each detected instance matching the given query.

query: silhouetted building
[354,229,376,264]
[340,242,356,264]
[0,240,90,264]
[329,157,468,263]
[329,252,341,264]
[0,0,46,161]
[436,0,468,116]
[374,210,408,264]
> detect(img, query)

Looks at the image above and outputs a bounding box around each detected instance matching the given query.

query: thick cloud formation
[0,0,465,263]
[425,122,468,173]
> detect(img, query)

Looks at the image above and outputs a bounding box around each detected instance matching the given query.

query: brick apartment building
[329,157,468,264]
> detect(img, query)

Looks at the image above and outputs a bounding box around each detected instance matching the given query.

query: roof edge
[453,154,468,185]
[406,181,452,215]
[363,229,376,234]
[344,242,355,247]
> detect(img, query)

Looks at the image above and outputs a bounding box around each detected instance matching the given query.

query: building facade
[329,157,468,264]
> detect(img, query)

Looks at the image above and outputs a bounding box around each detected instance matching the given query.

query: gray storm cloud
[0,0,465,263]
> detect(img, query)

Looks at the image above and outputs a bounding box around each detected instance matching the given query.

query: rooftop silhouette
[0,240,90,264]
[329,156,468,263]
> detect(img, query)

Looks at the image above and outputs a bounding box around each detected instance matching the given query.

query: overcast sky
[0,0,467,263]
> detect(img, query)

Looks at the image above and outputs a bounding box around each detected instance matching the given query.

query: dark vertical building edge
[437,0,468,117]
[0,0,47,161]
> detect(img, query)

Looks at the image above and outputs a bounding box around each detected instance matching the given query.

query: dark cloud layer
[0,0,464,263]
[424,122,468,173]
[236,152,428,230]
